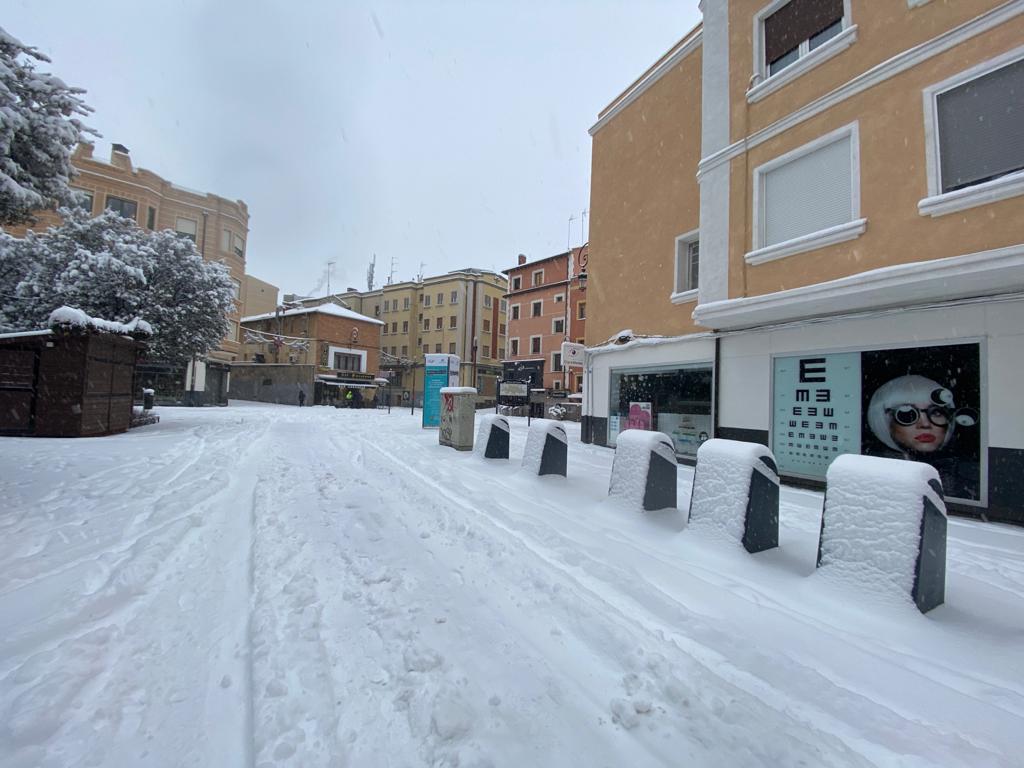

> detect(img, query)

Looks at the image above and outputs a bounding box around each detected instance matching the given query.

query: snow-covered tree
[0,26,95,226]
[0,209,235,363]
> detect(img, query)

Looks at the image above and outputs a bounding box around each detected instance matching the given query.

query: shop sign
[500,382,528,398]
[772,343,982,502]
[561,342,585,367]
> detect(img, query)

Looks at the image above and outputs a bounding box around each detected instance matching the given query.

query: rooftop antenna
[326,260,335,296]
[417,261,426,282]
[388,256,397,286]
[367,254,376,291]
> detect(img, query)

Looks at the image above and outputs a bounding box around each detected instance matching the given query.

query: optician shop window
[608,364,713,458]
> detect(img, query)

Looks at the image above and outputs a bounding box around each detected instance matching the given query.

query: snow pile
[521,419,566,473]
[48,306,153,336]
[688,439,771,540]
[475,414,509,457]
[818,454,944,599]
[608,429,676,511]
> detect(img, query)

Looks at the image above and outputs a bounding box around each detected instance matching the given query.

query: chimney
[518,254,527,265]
[76,141,95,159]
[110,143,132,170]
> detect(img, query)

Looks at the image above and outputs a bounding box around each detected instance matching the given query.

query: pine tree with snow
[0,208,235,363]
[0,26,96,226]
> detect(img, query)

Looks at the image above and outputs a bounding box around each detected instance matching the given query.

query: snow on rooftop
[242,303,383,325]
[0,329,54,341]
[47,306,153,337]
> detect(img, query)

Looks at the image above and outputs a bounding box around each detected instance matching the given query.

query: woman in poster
[866,374,980,500]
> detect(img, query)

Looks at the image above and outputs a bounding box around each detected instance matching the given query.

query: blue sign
[422,354,459,428]
[772,352,861,478]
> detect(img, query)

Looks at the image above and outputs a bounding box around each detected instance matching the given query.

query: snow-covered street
[2,402,1023,767]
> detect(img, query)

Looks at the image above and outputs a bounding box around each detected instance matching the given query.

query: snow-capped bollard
[439,387,476,451]
[817,454,947,614]
[608,429,677,511]
[142,388,155,410]
[522,419,567,477]
[689,439,779,553]
[475,414,510,460]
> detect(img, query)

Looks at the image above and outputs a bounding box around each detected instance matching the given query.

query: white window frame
[484,294,493,309]
[509,337,520,356]
[451,291,459,304]
[511,303,521,321]
[531,269,544,287]
[449,315,457,329]
[748,0,857,103]
[327,345,367,373]
[531,300,543,318]
[748,121,866,265]
[437,292,444,305]
[671,228,700,304]
[424,295,431,307]
[551,317,565,335]
[553,293,565,304]
[550,351,563,373]
[919,46,1024,218]
[529,335,542,355]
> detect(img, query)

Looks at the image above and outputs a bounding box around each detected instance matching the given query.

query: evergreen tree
[0,26,96,226]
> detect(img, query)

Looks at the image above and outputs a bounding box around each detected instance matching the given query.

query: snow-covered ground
[1,402,1023,767]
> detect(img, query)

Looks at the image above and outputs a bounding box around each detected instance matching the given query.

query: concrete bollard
[608,429,677,511]
[689,439,779,553]
[439,387,477,451]
[475,414,510,460]
[817,454,947,613]
[522,419,567,477]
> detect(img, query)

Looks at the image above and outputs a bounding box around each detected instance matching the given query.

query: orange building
[503,246,587,394]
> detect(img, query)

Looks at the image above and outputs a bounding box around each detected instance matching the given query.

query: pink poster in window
[626,402,653,430]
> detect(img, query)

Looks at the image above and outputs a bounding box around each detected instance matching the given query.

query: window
[553,318,564,334]
[510,338,520,356]
[920,55,1024,217]
[218,227,244,256]
[512,276,522,291]
[401,345,408,357]
[552,352,563,372]
[424,295,431,307]
[437,292,444,305]
[750,123,863,264]
[554,293,564,304]
[146,206,156,229]
[418,313,422,321]
[105,195,137,220]
[435,317,443,330]
[762,0,845,77]
[383,324,389,336]
[531,270,543,287]
[483,319,491,332]
[391,346,397,356]
[449,315,457,329]
[674,233,700,295]
[499,323,506,336]
[228,321,239,341]
[382,302,389,314]
[402,320,409,333]
[500,299,507,312]
[419,294,424,304]
[450,290,459,304]
[221,228,231,251]
[334,352,361,371]
[423,344,429,354]
[374,304,380,316]
[73,189,94,214]
[231,278,242,300]
[391,299,398,311]
[434,343,442,353]
[483,345,490,358]
[577,302,586,320]
[511,304,520,320]
[576,374,583,391]
[498,348,505,360]
[404,297,410,310]
[553,380,562,391]
[423,319,430,330]
[484,295,492,309]
[531,300,542,318]
[530,336,541,354]
[391,322,397,333]
[449,342,456,354]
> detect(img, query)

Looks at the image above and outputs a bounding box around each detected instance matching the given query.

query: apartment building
[6,141,252,405]
[502,247,588,394]
[585,1,1024,523]
[335,269,508,404]
[242,275,279,319]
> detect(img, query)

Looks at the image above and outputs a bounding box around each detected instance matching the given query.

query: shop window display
[608,365,713,457]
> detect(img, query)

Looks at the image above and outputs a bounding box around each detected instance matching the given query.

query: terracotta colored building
[585,1,1024,522]
[503,246,588,393]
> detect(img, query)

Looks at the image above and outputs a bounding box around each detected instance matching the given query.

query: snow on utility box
[440,387,476,451]
[522,419,567,477]
[475,414,510,459]
[608,429,677,511]
[817,454,947,614]
[689,439,779,553]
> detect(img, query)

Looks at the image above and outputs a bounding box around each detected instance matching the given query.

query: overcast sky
[7,0,701,298]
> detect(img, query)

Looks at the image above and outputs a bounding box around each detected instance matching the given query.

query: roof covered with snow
[47,306,153,337]
[242,303,383,326]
